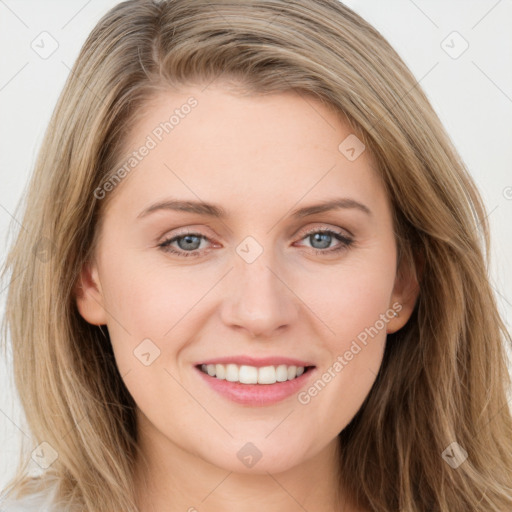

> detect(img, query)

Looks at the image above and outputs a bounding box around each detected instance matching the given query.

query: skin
[76,83,419,512]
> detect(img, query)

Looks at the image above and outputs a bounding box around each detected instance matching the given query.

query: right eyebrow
[137,199,227,219]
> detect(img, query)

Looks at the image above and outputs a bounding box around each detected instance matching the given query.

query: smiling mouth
[196,363,315,385]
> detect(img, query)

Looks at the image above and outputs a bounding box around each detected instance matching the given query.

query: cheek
[99,260,200,419]
[100,250,202,333]
[98,251,221,385]
[299,247,397,344]
[293,248,395,423]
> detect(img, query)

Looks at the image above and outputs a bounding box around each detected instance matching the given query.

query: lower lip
[195,366,316,406]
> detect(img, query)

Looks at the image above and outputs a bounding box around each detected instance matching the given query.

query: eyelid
[298,224,353,239]
[158,223,354,258]
[157,225,216,243]
[159,223,351,244]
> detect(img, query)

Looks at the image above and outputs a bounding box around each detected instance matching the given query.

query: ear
[74,259,108,326]
[386,251,422,334]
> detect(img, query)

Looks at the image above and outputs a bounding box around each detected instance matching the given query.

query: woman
[1,0,511,510]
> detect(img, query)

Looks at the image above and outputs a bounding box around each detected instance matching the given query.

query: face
[77,84,418,475]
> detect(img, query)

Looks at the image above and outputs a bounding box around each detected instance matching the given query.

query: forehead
[104,85,387,222]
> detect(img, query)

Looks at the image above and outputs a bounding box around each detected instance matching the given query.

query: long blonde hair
[2,1,511,510]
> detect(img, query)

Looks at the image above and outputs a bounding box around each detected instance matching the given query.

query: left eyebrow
[289,198,372,218]
[136,197,372,220]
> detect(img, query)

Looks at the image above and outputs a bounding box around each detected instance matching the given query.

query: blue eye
[158,232,206,258]
[299,228,354,255]
[158,228,354,258]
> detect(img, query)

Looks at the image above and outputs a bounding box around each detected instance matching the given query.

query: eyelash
[157,227,354,258]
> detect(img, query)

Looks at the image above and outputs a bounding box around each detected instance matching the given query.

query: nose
[218,251,299,339]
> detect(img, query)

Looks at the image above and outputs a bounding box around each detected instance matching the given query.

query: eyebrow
[137,197,372,219]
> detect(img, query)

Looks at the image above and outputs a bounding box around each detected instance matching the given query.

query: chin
[202,438,312,475]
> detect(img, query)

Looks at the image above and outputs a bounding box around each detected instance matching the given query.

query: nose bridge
[219,238,298,337]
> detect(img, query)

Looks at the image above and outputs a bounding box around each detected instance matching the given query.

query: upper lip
[196,356,315,368]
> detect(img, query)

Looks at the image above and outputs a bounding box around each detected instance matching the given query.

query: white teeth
[287,365,297,380]
[239,365,258,384]
[276,364,288,382]
[258,366,276,384]
[199,363,308,384]
[215,364,226,380]
[225,364,238,382]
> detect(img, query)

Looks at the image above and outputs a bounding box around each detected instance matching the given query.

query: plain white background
[1,0,511,490]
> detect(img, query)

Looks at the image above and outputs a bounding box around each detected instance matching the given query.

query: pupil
[179,235,200,250]
[311,233,331,249]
